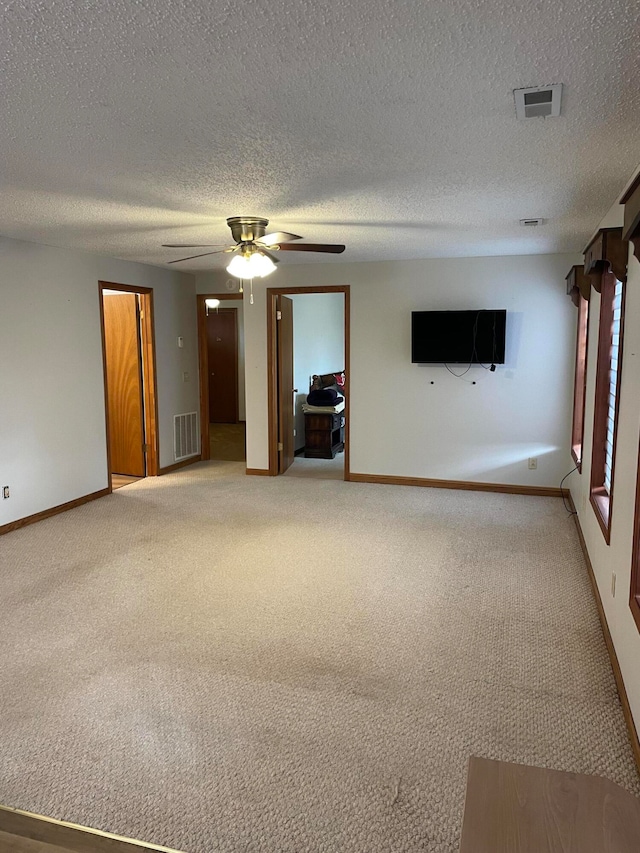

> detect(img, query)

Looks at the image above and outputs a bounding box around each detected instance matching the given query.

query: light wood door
[103,293,145,477]
[277,295,295,474]
[207,309,238,424]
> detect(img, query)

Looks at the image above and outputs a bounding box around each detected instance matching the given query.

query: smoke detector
[520,218,545,226]
[514,85,562,119]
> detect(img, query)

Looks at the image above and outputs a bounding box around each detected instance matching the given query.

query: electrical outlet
[528,457,537,470]
[2,486,9,499]
[611,572,617,597]
[182,371,189,382]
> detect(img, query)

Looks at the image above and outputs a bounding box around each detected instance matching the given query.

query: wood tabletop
[459,756,640,852]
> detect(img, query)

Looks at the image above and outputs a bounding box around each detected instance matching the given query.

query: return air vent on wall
[174,412,199,461]
[514,84,562,119]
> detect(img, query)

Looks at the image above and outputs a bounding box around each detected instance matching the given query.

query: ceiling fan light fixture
[226,249,276,279]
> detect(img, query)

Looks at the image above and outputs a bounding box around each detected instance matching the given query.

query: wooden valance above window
[622,173,640,263]
[565,264,591,306]
[583,227,628,293]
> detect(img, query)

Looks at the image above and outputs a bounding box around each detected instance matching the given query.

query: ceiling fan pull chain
[250,278,254,305]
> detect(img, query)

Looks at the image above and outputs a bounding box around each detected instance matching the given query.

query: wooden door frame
[99,281,159,479]
[266,285,350,479]
[276,295,295,474]
[197,292,244,461]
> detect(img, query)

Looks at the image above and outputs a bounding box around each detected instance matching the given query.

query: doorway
[267,286,350,480]
[207,308,238,423]
[99,282,159,489]
[197,293,246,462]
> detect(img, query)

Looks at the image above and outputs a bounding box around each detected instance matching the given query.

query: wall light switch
[177,336,184,348]
[2,486,9,499]
[182,371,189,382]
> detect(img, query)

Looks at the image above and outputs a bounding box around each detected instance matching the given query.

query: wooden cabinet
[622,173,640,263]
[583,227,627,291]
[565,265,590,304]
[304,411,345,458]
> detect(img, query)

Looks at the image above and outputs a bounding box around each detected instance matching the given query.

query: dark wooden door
[277,295,295,474]
[103,293,145,477]
[207,309,238,423]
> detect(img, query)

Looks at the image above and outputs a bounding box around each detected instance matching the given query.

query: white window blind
[604,279,623,493]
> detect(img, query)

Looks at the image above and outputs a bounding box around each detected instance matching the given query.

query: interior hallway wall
[204,252,580,487]
[0,237,197,527]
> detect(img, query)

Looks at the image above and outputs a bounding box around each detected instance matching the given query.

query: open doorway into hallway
[99,282,159,491]
[267,286,349,481]
[197,293,246,463]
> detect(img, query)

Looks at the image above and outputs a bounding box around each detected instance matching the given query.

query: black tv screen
[411,309,506,364]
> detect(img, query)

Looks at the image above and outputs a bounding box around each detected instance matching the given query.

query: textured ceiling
[1,0,639,270]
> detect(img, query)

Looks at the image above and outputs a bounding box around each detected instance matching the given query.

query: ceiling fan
[163,216,346,278]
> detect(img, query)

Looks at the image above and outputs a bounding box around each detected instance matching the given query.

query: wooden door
[103,293,145,477]
[277,295,295,473]
[207,309,238,423]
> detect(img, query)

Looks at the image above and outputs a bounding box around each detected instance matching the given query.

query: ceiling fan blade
[276,242,346,254]
[168,249,231,263]
[162,244,227,248]
[259,248,280,264]
[260,231,303,245]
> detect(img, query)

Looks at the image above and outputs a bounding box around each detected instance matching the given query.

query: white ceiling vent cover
[514,84,562,119]
[174,412,199,461]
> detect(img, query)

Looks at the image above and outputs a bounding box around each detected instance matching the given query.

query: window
[571,294,589,469]
[590,274,625,542]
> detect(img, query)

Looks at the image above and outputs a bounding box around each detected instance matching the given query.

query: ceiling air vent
[514,84,562,119]
[520,218,545,226]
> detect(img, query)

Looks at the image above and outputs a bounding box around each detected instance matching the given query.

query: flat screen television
[411,309,507,364]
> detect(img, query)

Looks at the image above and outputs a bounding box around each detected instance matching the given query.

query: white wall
[195,273,242,298]
[290,293,345,451]
[205,253,579,482]
[568,202,640,735]
[0,237,197,526]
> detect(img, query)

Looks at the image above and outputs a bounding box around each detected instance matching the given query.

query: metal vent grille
[514,84,562,119]
[174,412,199,461]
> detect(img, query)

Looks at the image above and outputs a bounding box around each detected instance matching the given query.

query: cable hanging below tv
[411,309,507,364]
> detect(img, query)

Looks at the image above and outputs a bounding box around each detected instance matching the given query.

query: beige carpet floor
[0,461,638,853]
[284,454,345,480]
